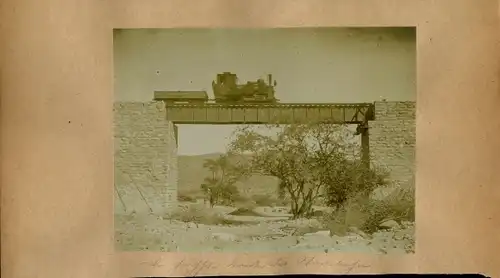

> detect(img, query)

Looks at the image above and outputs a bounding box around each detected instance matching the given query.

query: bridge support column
[114,102,178,215]
[173,124,178,147]
[356,123,370,170]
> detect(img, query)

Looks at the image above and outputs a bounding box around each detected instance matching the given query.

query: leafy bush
[230,122,388,219]
[323,161,390,211]
[200,154,248,207]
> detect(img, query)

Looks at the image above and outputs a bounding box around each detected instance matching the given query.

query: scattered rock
[380,220,400,229]
[344,233,365,242]
[347,226,369,239]
[117,206,415,254]
[304,230,330,237]
[401,221,414,228]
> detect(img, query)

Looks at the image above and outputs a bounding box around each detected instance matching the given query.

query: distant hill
[178,152,280,198]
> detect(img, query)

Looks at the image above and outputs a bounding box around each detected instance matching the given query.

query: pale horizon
[176,124,360,156]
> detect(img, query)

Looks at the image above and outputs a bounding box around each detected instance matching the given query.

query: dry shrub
[385,181,415,221]
[322,193,371,236]
[361,182,415,233]
[323,181,415,235]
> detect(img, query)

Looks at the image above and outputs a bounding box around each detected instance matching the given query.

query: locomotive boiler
[212,72,278,104]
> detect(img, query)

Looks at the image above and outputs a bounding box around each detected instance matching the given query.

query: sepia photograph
[113,27,416,254]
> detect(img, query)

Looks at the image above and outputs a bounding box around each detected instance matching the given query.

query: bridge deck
[161,102,374,124]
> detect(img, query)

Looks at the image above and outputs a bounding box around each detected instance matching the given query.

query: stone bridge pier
[113,101,415,214]
[368,101,416,197]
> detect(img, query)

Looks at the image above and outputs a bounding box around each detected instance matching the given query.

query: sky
[113,28,416,155]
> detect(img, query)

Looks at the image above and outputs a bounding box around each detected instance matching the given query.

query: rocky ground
[115,203,415,254]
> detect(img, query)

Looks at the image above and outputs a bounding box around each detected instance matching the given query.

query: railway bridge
[161,101,375,169]
[161,102,374,124]
[113,99,416,214]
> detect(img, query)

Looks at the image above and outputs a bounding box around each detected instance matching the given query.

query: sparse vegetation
[200,153,250,207]
[360,181,415,233]
[228,122,389,219]
[322,180,415,236]
[170,121,413,246]
[127,122,416,254]
[179,153,279,197]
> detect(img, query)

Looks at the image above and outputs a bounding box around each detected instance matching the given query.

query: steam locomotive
[212,72,278,104]
[154,72,279,105]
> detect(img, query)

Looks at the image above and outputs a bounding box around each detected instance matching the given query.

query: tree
[228,122,388,219]
[200,153,249,207]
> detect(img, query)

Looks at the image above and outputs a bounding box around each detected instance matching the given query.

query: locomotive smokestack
[268,74,272,86]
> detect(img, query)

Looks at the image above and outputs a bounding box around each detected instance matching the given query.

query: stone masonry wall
[114,102,178,215]
[368,101,416,191]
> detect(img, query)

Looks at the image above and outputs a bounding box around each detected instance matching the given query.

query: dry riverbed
[115,204,415,254]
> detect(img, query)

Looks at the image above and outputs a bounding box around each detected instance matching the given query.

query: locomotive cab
[212,72,278,104]
[217,72,237,86]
